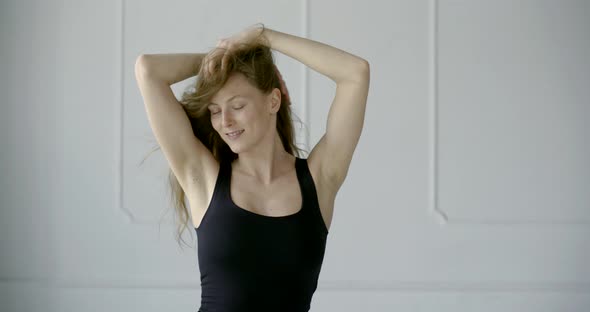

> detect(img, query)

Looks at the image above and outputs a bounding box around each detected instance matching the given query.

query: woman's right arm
[134,52,219,199]
[135,53,207,85]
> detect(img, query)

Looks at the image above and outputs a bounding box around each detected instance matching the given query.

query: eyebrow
[208,95,245,107]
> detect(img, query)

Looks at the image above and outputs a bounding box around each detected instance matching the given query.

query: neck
[233,131,294,185]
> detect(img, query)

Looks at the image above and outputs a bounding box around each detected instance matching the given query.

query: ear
[268,87,281,114]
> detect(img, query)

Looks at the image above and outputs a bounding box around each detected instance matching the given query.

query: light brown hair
[145,27,306,248]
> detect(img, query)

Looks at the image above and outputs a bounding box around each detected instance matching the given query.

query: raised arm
[136,53,207,85]
[262,27,369,84]
[261,26,370,190]
[201,24,369,189]
[135,52,220,199]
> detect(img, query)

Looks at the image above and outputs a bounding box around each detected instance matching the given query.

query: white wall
[1,0,589,311]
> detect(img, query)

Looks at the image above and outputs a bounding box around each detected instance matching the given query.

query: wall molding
[2,277,589,293]
[428,0,590,227]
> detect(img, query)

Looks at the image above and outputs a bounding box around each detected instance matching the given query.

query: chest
[229,169,303,217]
[189,160,335,232]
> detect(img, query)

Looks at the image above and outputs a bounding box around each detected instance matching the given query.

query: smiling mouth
[226,130,244,137]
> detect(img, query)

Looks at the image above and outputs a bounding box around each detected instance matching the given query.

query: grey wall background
[1,0,589,311]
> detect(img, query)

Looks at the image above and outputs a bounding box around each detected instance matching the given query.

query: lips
[226,130,244,138]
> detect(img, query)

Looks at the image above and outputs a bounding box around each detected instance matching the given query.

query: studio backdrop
[1,0,589,311]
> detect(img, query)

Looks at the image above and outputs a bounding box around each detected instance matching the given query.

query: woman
[135,23,369,312]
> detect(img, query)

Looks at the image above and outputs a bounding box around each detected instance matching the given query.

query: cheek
[210,116,221,132]
[238,110,255,124]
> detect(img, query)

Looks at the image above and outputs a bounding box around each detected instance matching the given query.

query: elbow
[134,54,154,80]
[361,59,371,77]
[358,59,370,75]
[135,55,148,79]
[358,58,370,69]
[349,59,370,83]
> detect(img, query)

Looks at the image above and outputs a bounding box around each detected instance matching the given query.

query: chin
[229,143,253,155]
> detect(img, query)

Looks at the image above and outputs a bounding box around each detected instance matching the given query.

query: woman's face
[208,72,279,153]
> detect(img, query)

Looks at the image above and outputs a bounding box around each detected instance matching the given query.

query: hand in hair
[202,23,267,78]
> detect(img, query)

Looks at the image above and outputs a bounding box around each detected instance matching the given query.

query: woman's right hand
[200,23,266,78]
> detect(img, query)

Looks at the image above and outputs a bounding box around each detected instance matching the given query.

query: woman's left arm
[263,26,370,190]
[210,24,370,189]
[262,27,369,84]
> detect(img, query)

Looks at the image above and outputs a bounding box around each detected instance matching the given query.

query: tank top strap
[216,157,233,199]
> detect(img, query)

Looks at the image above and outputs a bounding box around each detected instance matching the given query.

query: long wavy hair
[144,27,306,248]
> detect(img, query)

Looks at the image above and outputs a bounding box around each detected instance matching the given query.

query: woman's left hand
[205,23,266,76]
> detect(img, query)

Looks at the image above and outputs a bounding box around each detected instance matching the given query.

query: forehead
[209,73,258,106]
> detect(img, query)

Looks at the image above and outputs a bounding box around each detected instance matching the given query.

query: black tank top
[195,156,329,312]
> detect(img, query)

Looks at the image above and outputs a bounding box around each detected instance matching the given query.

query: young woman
[135,23,370,312]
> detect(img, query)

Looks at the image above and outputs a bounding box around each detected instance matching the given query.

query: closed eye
[210,105,244,115]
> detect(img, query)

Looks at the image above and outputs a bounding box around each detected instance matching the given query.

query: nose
[221,110,233,128]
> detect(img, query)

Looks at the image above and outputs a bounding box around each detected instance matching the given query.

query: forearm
[261,28,368,83]
[135,53,207,86]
